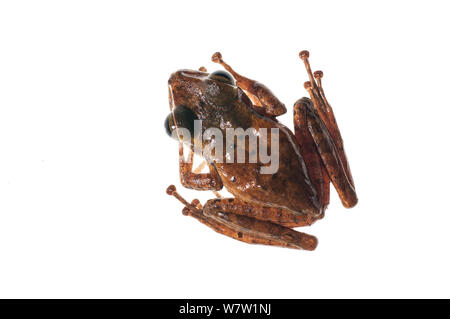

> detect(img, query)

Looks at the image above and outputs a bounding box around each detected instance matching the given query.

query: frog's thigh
[178,143,223,191]
[295,98,357,208]
[200,198,318,250]
[204,198,321,228]
[294,99,330,209]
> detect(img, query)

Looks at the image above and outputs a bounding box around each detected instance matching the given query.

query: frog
[164,51,357,250]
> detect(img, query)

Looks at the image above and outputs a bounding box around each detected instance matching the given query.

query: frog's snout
[170,69,209,87]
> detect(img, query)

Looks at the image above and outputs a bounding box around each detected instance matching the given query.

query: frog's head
[165,69,238,140]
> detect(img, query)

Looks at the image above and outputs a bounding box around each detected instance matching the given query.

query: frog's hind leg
[203,198,321,228]
[294,100,330,211]
[166,185,318,250]
[295,98,358,208]
[299,50,355,189]
[293,75,357,208]
[211,52,287,117]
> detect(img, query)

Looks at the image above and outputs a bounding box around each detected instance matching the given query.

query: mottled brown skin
[166,51,357,250]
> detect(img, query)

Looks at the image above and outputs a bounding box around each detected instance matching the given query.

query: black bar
[0,299,448,317]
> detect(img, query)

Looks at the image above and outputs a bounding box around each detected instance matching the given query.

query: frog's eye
[209,70,235,86]
[164,113,177,139]
[164,105,198,140]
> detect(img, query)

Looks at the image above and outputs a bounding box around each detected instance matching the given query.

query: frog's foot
[166,185,318,251]
[181,199,202,216]
[178,143,223,191]
[299,50,354,186]
[211,52,287,116]
[212,190,223,199]
[299,51,340,137]
[298,50,357,208]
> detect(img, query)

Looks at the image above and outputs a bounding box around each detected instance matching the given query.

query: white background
[0,1,449,298]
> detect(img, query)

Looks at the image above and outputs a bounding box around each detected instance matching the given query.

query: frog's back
[214,116,321,216]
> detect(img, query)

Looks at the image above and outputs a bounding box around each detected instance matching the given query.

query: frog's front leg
[211,52,287,117]
[166,186,318,250]
[178,143,223,191]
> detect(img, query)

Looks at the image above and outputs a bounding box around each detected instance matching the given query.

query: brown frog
[165,51,357,250]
